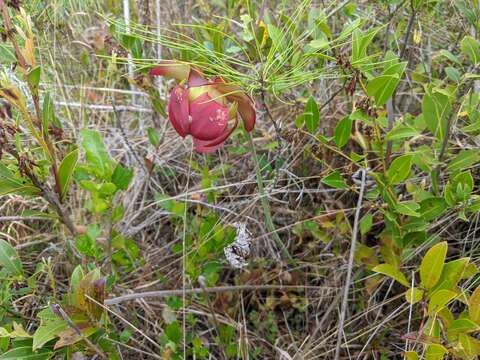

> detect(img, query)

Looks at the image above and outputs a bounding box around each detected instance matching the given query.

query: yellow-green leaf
[459,334,480,358]
[386,154,413,185]
[469,286,480,323]
[405,351,418,360]
[447,318,480,335]
[425,344,448,360]
[372,263,409,287]
[32,317,67,351]
[428,289,456,315]
[405,287,424,304]
[420,241,448,289]
[432,257,470,292]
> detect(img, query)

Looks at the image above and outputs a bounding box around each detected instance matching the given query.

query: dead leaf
[54,322,97,350]
[75,269,105,320]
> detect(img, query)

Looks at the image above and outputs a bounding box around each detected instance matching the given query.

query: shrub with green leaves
[1,0,480,359]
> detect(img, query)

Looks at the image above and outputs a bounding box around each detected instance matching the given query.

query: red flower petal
[168,85,190,137]
[236,98,256,132]
[204,115,239,147]
[212,78,256,131]
[193,115,239,153]
[193,138,224,153]
[189,93,229,141]
[149,60,190,81]
[188,68,210,87]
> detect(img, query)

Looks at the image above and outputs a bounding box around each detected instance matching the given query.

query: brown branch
[260,90,282,143]
[24,163,78,236]
[5,147,77,236]
[104,285,334,305]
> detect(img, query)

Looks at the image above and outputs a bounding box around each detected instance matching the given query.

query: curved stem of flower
[248,132,291,260]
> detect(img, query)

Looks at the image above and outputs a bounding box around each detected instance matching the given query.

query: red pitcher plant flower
[149,61,256,153]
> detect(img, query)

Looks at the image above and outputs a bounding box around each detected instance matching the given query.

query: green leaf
[445,67,461,82]
[425,344,448,360]
[461,36,480,64]
[42,93,60,130]
[33,317,67,351]
[0,347,50,360]
[422,89,452,140]
[419,197,447,221]
[395,201,420,217]
[58,149,79,197]
[386,124,419,141]
[147,127,161,147]
[0,239,24,277]
[405,287,423,304]
[386,154,413,185]
[120,34,143,58]
[27,66,41,88]
[112,205,124,223]
[321,171,349,189]
[469,286,480,323]
[360,213,373,235]
[155,194,186,218]
[439,49,461,65]
[420,241,448,289]
[428,289,457,315]
[366,74,400,106]
[0,42,15,63]
[111,163,133,190]
[304,96,320,133]
[70,265,85,296]
[165,321,182,344]
[334,116,353,148]
[0,163,39,196]
[80,130,113,180]
[372,263,409,287]
[433,258,470,292]
[447,149,480,174]
[447,319,480,334]
[351,28,378,65]
[267,24,284,50]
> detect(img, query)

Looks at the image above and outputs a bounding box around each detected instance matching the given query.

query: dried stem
[104,285,327,305]
[334,168,366,360]
[198,277,227,360]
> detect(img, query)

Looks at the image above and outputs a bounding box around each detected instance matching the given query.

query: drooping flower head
[150,61,256,153]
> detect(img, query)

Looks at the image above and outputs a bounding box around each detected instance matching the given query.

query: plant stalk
[334,168,366,360]
[248,133,291,259]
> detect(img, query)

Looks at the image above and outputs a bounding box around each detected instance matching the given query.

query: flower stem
[248,133,291,260]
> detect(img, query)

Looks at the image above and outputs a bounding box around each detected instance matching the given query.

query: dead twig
[334,169,366,360]
[105,285,334,305]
